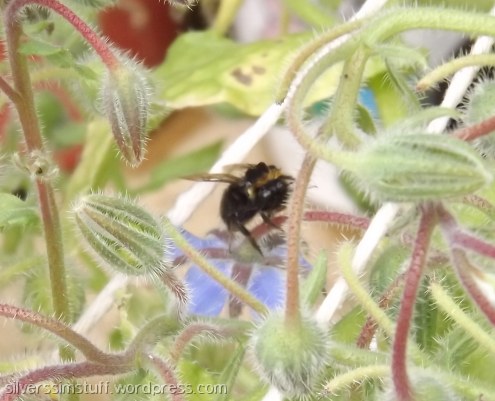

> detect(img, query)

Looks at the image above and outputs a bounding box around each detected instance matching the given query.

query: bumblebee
[185,162,293,254]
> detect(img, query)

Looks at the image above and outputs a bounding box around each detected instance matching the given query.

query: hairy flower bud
[101,59,150,167]
[73,194,170,277]
[344,132,492,202]
[251,313,328,399]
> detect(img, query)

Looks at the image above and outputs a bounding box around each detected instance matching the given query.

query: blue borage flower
[172,229,312,316]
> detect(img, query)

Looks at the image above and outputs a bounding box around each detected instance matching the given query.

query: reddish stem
[285,155,316,327]
[146,354,185,401]
[392,204,436,401]
[250,211,370,241]
[169,323,230,363]
[0,303,123,364]
[437,205,495,260]
[0,76,19,103]
[452,114,495,142]
[4,0,119,70]
[0,361,131,401]
[356,272,405,349]
[451,249,495,326]
[0,103,12,142]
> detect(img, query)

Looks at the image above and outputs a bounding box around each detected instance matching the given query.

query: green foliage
[0,193,40,230]
[155,31,311,115]
[132,141,223,194]
[3,2,495,401]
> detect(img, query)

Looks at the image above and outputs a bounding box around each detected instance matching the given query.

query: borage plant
[2,1,495,401]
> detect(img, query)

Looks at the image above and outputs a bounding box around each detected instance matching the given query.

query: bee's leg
[236,224,263,255]
[260,212,282,231]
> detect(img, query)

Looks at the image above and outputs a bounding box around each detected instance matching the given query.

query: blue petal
[171,229,226,260]
[248,266,285,310]
[185,261,232,316]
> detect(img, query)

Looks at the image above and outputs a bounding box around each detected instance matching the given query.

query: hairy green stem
[284,7,495,165]
[430,282,495,355]
[124,315,181,361]
[322,364,390,396]
[276,17,368,102]
[163,221,267,315]
[283,0,334,30]
[417,53,495,91]
[338,242,395,337]
[338,242,425,363]
[211,0,243,36]
[320,46,370,148]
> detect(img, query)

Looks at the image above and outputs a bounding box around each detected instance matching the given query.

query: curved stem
[164,220,267,315]
[276,17,368,102]
[0,303,124,365]
[417,53,495,91]
[169,322,230,363]
[451,249,495,326]
[146,354,185,401]
[124,315,181,361]
[392,204,436,401]
[0,361,131,401]
[430,282,495,355]
[322,364,390,396]
[320,46,369,148]
[5,0,119,70]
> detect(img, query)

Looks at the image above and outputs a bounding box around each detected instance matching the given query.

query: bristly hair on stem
[392,203,436,401]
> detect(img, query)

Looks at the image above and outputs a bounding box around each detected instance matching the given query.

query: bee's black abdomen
[220,183,258,230]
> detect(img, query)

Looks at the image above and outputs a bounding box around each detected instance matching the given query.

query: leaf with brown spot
[154,31,388,116]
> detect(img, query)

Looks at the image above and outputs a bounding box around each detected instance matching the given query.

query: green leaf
[155,31,311,116]
[356,102,377,136]
[66,119,120,201]
[217,344,246,401]
[330,306,366,344]
[0,193,39,230]
[178,359,218,401]
[132,141,223,194]
[23,263,85,322]
[301,251,327,306]
[156,31,389,116]
[18,37,66,56]
[368,73,408,126]
[0,257,43,289]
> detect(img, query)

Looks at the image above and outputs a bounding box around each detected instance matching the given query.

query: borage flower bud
[101,59,150,167]
[345,132,492,202]
[73,194,171,277]
[251,313,329,399]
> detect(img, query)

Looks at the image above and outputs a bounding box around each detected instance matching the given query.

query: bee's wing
[224,163,257,172]
[182,173,240,184]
